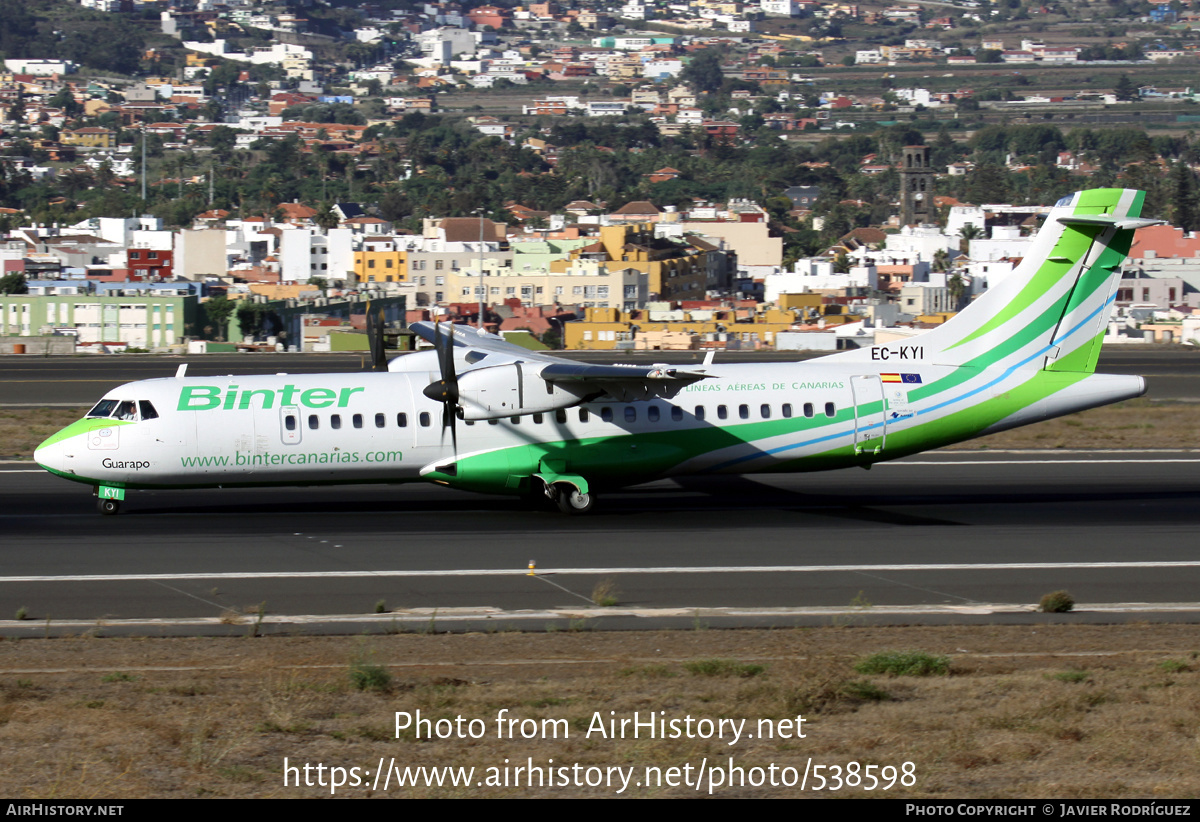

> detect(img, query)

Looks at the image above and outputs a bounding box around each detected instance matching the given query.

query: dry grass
[943,399,1200,451]
[1,625,1200,798]
[0,407,89,460]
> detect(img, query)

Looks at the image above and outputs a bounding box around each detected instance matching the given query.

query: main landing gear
[555,486,594,516]
[528,478,595,515]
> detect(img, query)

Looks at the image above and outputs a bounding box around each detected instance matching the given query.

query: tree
[957,223,984,255]
[680,50,724,94]
[1170,162,1198,232]
[203,296,236,341]
[0,272,27,294]
[1113,74,1139,102]
[947,271,967,310]
[207,125,238,159]
[48,88,81,119]
[236,302,271,340]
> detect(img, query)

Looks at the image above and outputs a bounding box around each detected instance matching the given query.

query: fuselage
[34,359,1145,496]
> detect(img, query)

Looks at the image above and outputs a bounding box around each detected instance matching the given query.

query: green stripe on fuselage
[907,292,1071,401]
[36,417,133,450]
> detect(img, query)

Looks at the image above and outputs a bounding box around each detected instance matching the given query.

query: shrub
[1039,590,1075,613]
[350,661,392,692]
[591,578,619,607]
[683,658,765,678]
[854,650,950,677]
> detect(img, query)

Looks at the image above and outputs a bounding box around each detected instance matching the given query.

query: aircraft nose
[34,437,61,472]
[34,426,77,475]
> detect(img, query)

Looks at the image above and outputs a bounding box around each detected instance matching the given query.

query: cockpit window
[86,399,119,418]
[114,401,138,421]
[139,401,159,420]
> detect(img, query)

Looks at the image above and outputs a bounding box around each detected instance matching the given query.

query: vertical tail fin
[840,189,1161,374]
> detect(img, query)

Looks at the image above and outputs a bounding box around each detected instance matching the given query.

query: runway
[4,451,1200,634]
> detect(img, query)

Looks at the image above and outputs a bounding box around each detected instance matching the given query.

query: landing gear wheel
[555,486,594,516]
[98,498,120,516]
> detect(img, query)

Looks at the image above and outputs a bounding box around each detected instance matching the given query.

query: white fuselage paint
[34,361,1144,492]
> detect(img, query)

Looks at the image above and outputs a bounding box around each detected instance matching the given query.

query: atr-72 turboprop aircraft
[35,189,1156,515]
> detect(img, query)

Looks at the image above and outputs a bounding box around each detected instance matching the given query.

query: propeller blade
[423,321,459,457]
[365,301,387,372]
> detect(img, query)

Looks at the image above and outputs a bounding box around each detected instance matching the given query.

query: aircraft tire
[556,487,594,516]
[98,498,120,516]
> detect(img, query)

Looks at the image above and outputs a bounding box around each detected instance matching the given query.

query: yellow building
[61,128,116,148]
[563,303,855,350]
[557,224,707,303]
[354,248,407,283]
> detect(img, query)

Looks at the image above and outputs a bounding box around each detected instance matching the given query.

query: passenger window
[803,403,814,418]
[331,414,341,430]
[510,416,521,425]
[465,419,475,426]
[285,415,296,431]
[375,413,385,428]
[717,405,728,420]
[419,412,431,427]
[760,404,770,419]
[825,402,836,417]
[488,419,499,425]
[308,415,319,430]
[578,408,589,423]
[738,404,749,420]
[139,400,159,420]
[648,406,660,422]
[601,407,613,422]
[782,403,793,418]
[533,413,544,424]
[671,406,683,422]
[556,409,567,424]
[624,406,637,422]
[695,406,705,421]
[397,413,408,427]
[353,414,363,429]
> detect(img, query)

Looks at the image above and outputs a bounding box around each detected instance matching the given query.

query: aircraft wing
[408,321,715,409]
[410,320,568,366]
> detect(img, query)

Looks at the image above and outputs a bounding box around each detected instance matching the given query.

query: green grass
[682,658,766,678]
[854,650,950,677]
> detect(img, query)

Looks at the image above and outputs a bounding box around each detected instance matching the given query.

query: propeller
[421,320,459,454]
[365,300,387,372]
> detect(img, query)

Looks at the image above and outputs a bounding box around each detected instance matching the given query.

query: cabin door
[850,375,886,455]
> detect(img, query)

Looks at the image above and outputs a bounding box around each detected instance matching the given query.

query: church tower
[899,145,936,225]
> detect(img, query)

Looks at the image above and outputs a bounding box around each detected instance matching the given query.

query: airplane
[34,188,1158,516]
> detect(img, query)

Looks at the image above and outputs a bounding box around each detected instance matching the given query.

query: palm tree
[947,271,967,310]
[957,223,984,256]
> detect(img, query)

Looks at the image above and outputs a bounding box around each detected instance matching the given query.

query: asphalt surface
[3,346,1198,635]
[3,452,1200,634]
[2,346,1199,406]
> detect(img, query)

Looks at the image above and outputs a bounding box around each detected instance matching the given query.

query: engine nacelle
[455,363,585,420]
